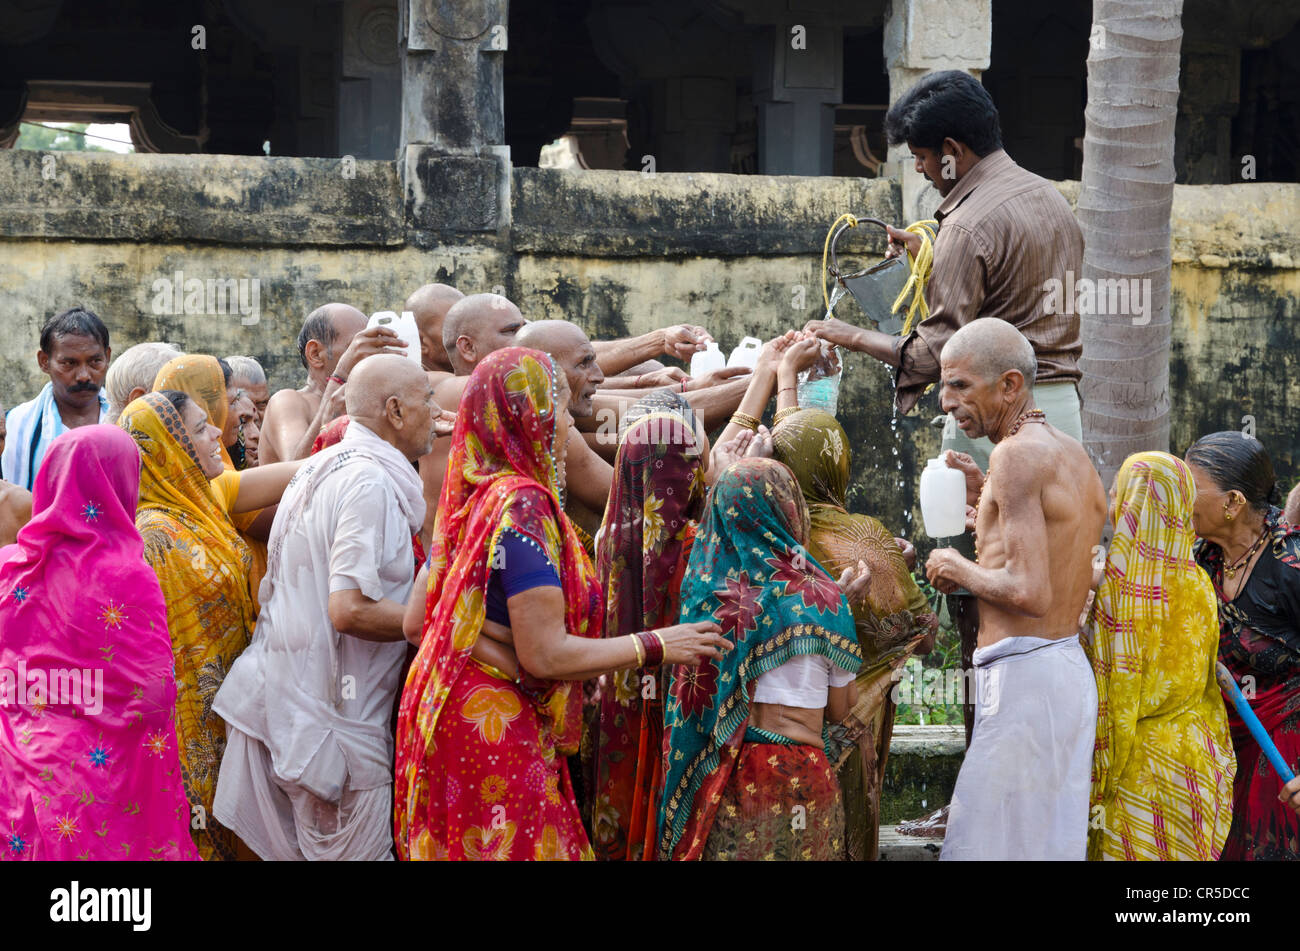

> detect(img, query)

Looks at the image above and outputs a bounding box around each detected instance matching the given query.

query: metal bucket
[828,216,911,334]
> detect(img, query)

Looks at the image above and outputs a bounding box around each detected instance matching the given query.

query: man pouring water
[805,72,1086,740]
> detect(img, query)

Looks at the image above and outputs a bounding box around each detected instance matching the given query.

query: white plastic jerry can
[367,310,422,366]
[727,336,762,370]
[919,455,968,538]
[690,340,725,378]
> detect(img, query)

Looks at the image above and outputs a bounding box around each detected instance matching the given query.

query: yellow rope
[821,213,861,313]
[891,219,937,335]
[822,216,939,334]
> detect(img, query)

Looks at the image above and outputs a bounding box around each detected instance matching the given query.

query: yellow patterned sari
[119,394,258,860]
[153,354,266,606]
[1084,451,1236,860]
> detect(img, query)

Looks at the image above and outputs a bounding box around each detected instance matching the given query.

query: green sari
[773,409,936,860]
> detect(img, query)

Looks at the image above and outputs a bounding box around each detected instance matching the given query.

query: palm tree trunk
[1077,0,1184,485]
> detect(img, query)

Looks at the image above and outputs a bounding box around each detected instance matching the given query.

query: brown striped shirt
[895,149,1084,414]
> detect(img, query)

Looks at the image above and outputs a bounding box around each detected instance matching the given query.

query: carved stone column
[399,0,510,236]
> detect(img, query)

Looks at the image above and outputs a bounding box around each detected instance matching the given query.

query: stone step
[878,824,943,860]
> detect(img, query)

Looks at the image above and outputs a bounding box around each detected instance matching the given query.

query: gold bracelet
[773,406,801,426]
[631,633,646,667]
[731,411,761,432]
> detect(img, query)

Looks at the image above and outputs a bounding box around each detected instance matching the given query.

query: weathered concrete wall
[0,151,1296,535]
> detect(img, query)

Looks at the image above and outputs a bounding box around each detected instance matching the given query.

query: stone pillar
[754,23,844,176]
[340,0,403,161]
[883,0,991,224]
[399,0,510,236]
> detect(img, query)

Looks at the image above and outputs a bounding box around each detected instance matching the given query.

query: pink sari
[0,425,198,861]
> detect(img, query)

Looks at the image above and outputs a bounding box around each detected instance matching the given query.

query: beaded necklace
[973,409,1047,563]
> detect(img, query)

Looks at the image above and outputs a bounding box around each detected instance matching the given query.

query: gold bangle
[773,406,801,426]
[731,411,761,432]
[631,633,646,667]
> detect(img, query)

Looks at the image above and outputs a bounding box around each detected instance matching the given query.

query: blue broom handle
[1215,662,1296,784]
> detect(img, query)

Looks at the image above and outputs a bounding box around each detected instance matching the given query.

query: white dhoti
[214,726,395,862]
[940,634,1097,861]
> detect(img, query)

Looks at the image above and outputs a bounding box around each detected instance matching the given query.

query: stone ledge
[511,168,901,257]
[0,152,404,247]
[878,825,943,861]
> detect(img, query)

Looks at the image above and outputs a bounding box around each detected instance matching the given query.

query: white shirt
[751,654,857,709]
[1,382,109,490]
[214,452,415,797]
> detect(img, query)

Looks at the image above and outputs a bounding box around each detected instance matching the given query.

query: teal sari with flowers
[657,458,862,860]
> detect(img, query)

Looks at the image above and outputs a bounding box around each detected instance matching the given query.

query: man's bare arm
[929,445,1053,617]
[328,588,406,641]
[564,428,613,512]
[592,331,667,376]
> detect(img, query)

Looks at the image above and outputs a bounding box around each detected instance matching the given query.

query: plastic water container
[920,456,968,538]
[797,343,843,415]
[727,336,762,370]
[367,310,422,366]
[690,341,725,379]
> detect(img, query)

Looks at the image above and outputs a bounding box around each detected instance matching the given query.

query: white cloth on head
[212,421,423,860]
[939,633,1097,861]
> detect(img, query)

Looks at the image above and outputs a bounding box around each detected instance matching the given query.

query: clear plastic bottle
[797,342,843,415]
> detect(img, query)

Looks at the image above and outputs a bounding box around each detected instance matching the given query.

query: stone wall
[0,151,1296,534]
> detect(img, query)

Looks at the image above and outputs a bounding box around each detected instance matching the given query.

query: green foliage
[13,123,114,152]
[894,571,966,726]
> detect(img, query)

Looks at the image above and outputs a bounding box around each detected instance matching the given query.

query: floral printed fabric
[1196,504,1300,860]
[0,426,198,861]
[1084,452,1235,860]
[395,347,603,861]
[658,458,862,860]
[589,403,706,861]
[772,408,935,860]
[120,394,257,860]
[700,740,844,861]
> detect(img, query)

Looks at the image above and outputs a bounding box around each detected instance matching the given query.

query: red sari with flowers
[394,348,603,861]
[589,405,705,860]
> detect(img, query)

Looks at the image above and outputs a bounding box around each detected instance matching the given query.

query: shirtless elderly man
[924,318,1105,861]
[261,303,407,464]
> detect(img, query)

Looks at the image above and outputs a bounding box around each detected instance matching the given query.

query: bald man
[214,354,445,861]
[408,294,528,545]
[260,303,408,465]
[922,319,1105,860]
[406,282,465,378]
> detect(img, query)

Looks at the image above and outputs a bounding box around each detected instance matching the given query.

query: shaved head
[515,320,604,417]
[939,318,1039,441]
[346,353,440,460]
[442,293,527,375]
[406,283,465,373]
[942,318,1036,388]
[298,302,367,377]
